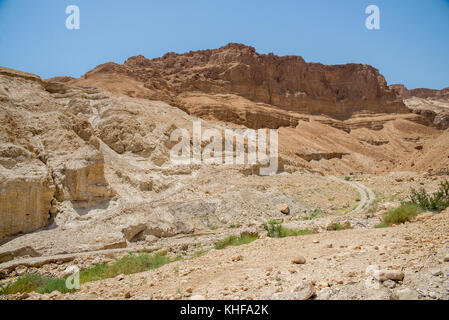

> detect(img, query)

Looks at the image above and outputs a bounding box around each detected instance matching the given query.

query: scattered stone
[374,270,405,282]
[278,204,290,215]
[124,292,131,299]
[190,295,206,300]
[291,256,306,265]
[443,255,449,262]
[383,279,396,289]
[395,288,419,300]
[231,255,243,262]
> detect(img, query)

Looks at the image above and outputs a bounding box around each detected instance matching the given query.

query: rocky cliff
[0,67,114,241]
[74,43,408,120]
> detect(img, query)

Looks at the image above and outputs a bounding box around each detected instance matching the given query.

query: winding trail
[330,177,376,214]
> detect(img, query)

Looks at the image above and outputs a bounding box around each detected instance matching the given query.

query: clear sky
[0,0,448,89]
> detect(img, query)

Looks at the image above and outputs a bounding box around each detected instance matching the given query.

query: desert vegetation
[263,220,314,238]
[379,180,449,227]
[0,252,175,296]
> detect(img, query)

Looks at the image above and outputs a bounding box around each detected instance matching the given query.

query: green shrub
[409,180,449,212]
[382,203,424,226]
[263,220,314,238]
[214,234,259,250]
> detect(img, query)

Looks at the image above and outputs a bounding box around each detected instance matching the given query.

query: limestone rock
[278,204,290,215]
[374,270,405,282]
[0,69,114,240]
[122,224,147,242]
[292,256,306,264]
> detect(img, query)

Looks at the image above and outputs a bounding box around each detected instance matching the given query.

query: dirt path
[330,177,376,214]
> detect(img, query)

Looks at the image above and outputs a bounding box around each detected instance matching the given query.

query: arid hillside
[1,44,448,301]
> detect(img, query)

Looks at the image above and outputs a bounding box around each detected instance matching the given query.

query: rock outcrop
[390,84,449,130]
[70,43,408,120]
[0,67,114,241]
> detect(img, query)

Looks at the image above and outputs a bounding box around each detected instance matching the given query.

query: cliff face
[0,67,114,242]
[80,43,408,119]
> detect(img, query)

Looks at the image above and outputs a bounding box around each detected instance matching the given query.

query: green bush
[263,220,314,238]
[382,203,424,226]
[409,180,449,212]
[214,234,259,250]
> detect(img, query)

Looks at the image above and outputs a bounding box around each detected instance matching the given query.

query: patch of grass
[229,223,242,229]
[344,176,351,181]
[328,197,335,201]
[207,224,220,231]
[0,252,174,296]
[37,278,74,294]
[0,274,54,295]
[263,220,314,238]
[355,197,361,202]
[375,223,388,229]
[334,223,345,231]
[214,234,259,250]
[382,203,424,226]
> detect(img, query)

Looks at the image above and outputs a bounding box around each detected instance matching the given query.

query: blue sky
[0,0,448,89]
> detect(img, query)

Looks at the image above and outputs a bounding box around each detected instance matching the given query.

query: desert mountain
[1,44,449,300]
[64,43,409,121]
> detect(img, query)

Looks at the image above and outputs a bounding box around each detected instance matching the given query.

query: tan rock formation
[69,43,409,121]
[0,67,114,241]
